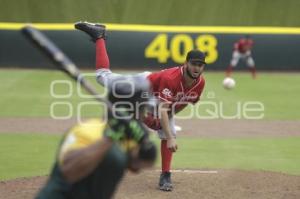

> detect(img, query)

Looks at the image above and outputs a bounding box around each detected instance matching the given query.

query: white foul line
[155,169,218,174]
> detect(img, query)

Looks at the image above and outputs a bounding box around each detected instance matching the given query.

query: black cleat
[158,172,173,191]
[74,21,106,42]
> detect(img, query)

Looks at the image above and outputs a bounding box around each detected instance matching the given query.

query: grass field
[0,69,299,119]
[0,69,299,181]
[1,133,300,180]
[0,133,60,180]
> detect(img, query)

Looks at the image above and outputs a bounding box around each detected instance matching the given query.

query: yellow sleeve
[58,119,107,164]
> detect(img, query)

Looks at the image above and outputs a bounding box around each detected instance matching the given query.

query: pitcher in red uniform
[226,35,257,79]
[75,21,206,192]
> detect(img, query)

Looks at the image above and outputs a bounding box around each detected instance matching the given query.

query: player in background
[226,35,257,79]
[36,76,157,199]
[75,21,206,192]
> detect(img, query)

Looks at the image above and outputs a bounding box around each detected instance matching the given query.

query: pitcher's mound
[116,169,300,199]
[1,170,300,199]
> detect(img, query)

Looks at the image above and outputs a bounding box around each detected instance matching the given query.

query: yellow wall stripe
[1,22,300,34]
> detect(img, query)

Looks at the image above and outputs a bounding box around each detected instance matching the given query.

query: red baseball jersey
[143,66,205,130]
[234,38,254,53]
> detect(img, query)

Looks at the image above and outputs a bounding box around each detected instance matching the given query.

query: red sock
[96,39,110,70]
[249,67,256,79]
[226,65,233,77]
[161,140,173,173]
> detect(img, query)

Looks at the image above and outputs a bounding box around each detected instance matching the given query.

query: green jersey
[36,119,132,199]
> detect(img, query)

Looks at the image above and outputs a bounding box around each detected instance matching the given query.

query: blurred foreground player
[36,77,157,199]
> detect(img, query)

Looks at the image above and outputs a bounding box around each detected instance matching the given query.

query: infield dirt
[0,118,300,199]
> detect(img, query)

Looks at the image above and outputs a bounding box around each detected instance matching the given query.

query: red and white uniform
[234,38,254,54]
[96,66,205,138]
[230,38,255,67]
[94,37,205,175]
[143,66,205,132]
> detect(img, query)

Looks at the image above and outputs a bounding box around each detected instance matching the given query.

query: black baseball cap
[186,50,206,65]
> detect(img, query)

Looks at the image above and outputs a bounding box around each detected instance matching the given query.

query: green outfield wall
[0,0,300,27]
[0,23,300,70]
